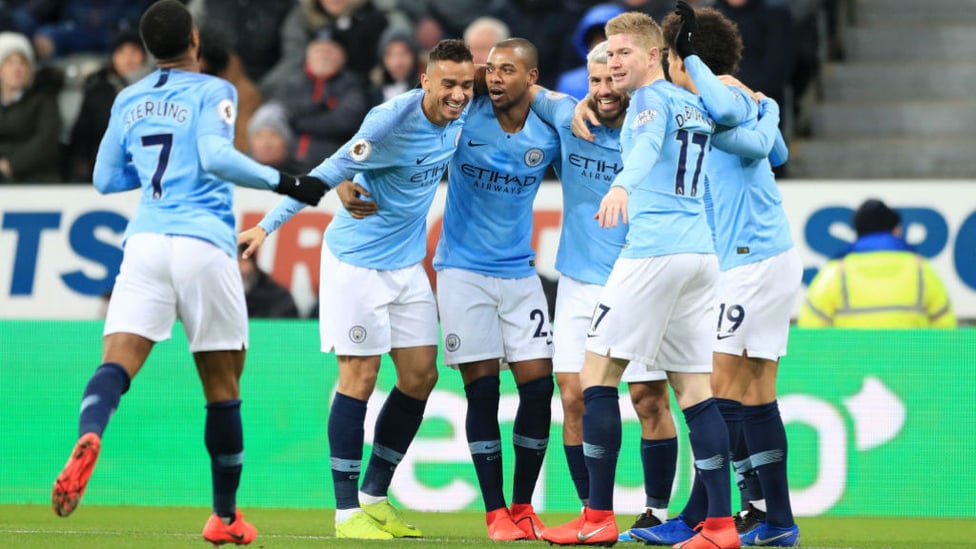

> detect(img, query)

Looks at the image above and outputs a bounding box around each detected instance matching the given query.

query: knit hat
[0,31,35,70]
[248,103,295,148]
[853,198,901,237]
[113,29,145,55]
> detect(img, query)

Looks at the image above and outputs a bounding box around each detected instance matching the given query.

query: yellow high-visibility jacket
[798,250,956,328]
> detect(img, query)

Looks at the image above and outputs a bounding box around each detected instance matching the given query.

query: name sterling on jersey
[123,100,190,130]
[568,153,623,182]
[461,163,538,194]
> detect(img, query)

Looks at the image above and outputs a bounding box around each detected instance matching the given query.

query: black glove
[276,172,328,206]
[674,0,698,59]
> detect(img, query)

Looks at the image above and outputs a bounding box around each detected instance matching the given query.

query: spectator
[554,3,623,99]
[713,0,795,137]
[494,0,585,89]
[238,244,300,319]
[0,31,61,183]
[399,0,500,48]
[26,0,152,60]
[269,37,368,173]
[462,16,509,65]
[246,102,302,174]
[65,30,147,182]
[263,0,389,95]
[198,25,261,153]
[798,199,956,328]
[368,26,421,106]
[194,0,292,84]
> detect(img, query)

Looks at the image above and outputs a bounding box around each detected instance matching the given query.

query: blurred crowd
[0,0,846,184]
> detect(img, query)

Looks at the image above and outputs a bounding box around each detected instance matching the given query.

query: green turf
[1,505,974,548]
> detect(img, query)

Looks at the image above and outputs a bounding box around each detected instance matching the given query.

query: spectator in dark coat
[195,0,292,84]
[246,102,303,174]
[65,31,146,182]
[262,0,389,95]
[555,3,623,100]
[269,37,369,173]
[367,26,421,107]
[0,31,61,183]
[238,245,299,319]
[198,25,262,154]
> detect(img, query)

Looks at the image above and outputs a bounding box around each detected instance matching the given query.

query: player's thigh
[388,262,440,350]
[714,249,802,361]
[498,274,553,364]
[658,254,717,373]
[171,236,248,353]
[319,243,398,356]
[436,268,504,366]
[585,256,691,367]
[103,233,178,344]
[552,276,603,374]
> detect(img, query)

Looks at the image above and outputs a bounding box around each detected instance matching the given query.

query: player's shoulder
[361,88,425,141]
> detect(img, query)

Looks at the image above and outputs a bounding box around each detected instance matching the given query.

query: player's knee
[399,365,438,398]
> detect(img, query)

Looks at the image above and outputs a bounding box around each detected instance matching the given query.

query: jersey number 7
[141,133,173,199]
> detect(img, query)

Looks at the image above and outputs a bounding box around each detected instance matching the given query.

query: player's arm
[529,86,576,129]
[92,111,140,194]
[198,81,327,204]
[711,96,782,160]
[685,57,749,127]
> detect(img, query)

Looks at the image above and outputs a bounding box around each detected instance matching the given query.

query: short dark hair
[139,0,193,61]
[853,199,901,237]
[662,7,742,76]
[493,37,538,70]
[428,39,473,65]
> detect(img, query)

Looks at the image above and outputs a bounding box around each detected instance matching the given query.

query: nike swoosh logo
[467,139,487,147]
[586,333,598,338]
[716,333,735,340]
[578,524,609,542]
[416,154,431,164]
[755,532,794,545]
[229,532,245,542]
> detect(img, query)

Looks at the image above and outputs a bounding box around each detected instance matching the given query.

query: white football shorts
[319,243,439,356]
[552,275,664,382]
[104,233,248,352]
[713,248,803,361]
[584,253,716,373]
[436,268,553,367]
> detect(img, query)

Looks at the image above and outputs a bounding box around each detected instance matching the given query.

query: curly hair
[428,39,474,65]
[661,7,742,76]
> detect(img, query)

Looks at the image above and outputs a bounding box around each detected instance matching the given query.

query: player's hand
[571,98,599,142]
[275,172,328,206]
[596,186,629,228]
[238,226,268,259]
[718,74,760,103]
[336,180,378,219]
[674,0,698,59]
[757,95,776,118]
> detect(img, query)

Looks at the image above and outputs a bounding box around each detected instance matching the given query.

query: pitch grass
[1,505,974,548]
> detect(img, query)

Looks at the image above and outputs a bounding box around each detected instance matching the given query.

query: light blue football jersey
[530,90,625,285]
[612,80,715,259]
[93,68,279,258]
[259,89,466,270]
[704,91,794,271]
[433,94,561,278]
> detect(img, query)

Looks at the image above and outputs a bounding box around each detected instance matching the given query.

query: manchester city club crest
[524,148,544,167]
[445,333,461,352]
[349,325,367,343]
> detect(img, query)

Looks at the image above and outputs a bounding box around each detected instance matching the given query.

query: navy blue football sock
[641,437,678,509]
[205,399,243,518]
[582,386,620,511]
[78,362,130,438]
[743,401,794,527]
[564,444,589,503]
[328,392,367,510]
[683,398,732,518]
[360,387,427,497]
[732,425,763,509]
[714,398,745,507]
[465,376,505,511]
[512,376,552,504]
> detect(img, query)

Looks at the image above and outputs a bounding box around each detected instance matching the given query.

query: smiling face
[587,60,628,126]
[420,58,475,126]
[484,45,537,113]
[606,32,656,94]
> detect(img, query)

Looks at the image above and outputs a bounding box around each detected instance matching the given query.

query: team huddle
[51,1,801,548]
